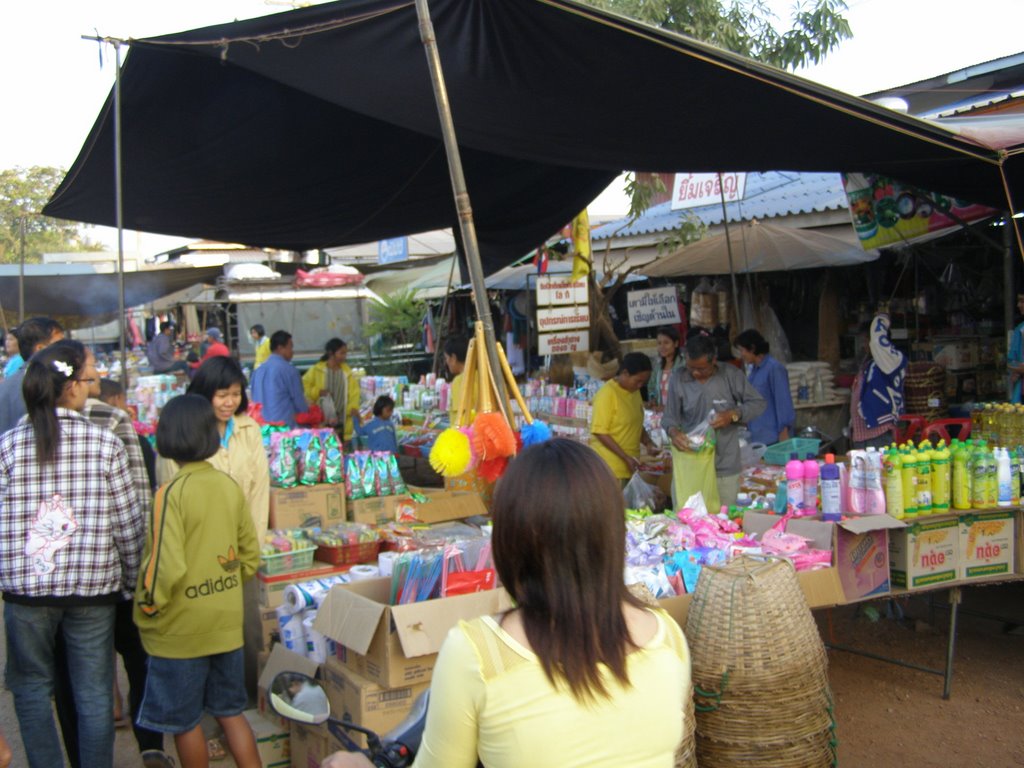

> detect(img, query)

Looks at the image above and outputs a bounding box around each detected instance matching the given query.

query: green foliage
[0,166,102,264]
[586,0,851,70]
[365,288,427,347]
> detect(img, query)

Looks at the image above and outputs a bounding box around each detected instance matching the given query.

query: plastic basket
[315,540,381,566]
[763,437,821,465]
[258,546,316,576]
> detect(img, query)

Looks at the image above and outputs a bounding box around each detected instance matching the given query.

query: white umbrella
[640,220,878,277]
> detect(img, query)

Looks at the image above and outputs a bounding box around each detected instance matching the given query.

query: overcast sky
[2,0,1021,250]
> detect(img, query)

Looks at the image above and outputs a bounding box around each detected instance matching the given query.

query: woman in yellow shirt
[321,439,692,768]
[302,338,361,442]
[590,352,657,479]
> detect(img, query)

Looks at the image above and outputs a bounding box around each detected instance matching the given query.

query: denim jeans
[4,602,116,768]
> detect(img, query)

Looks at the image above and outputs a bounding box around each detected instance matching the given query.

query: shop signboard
[671,172,746,211]
[538,330,589,355]
[378,237,408,264]
[536,274,587,306]
[536,305,590,332]
[626,286,681,329]
[843,173,997,250]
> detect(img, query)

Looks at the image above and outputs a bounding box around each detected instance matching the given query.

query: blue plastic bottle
[820,454,842,522]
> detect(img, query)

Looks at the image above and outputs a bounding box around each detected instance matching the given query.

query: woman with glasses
[0,339,144,768]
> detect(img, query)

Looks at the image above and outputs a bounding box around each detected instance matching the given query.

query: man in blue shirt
[251,330,309,427]
[0,317,65,434]
[735,328,795,446]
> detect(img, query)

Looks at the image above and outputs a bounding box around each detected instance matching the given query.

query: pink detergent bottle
[785,452,804,515]
[803,454,820,515]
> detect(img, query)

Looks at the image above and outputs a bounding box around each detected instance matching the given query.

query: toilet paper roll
[348,564,380,582]
[303,613,335,664]
[283,575,349,612]
[377,551,398,578]
[276,604,306,654]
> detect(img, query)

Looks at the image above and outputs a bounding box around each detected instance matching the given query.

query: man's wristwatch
[731,410,740,423]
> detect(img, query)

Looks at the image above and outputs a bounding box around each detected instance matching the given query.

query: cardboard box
[931,339,977,371]
[889,516,959,590]
[244,709,290,768]
[289,722,343,768]
[259,605,281,651]
[958,511,1015,581]
[258,561,350,608]
[269,483,346,530]
[348,485,486,526]
[315,577,512,688]
[744,511,904,606]
[322,658,429,750]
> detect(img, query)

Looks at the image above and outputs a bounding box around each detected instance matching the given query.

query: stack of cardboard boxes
[254,483,491,767]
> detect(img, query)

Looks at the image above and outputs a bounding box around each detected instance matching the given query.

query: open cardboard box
[348,485,486,526]
[743,511,905,607]
[256,644,320,724]
[314,577,512,688]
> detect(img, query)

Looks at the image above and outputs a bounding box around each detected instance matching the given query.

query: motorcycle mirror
[269,672,331,725]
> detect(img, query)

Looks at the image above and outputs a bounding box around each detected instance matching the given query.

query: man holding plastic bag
[663,334,765,512]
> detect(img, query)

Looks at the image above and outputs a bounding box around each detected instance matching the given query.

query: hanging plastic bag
[318,394,339,426]
[623,471,658,511]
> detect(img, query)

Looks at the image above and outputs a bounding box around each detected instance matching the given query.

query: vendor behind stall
[850,312,906,449]
[735,328,794,446]
[589,353,657,481]
[663,334,765,510]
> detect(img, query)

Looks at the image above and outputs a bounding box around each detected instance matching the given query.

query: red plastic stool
[923,418,971,443]
[894,414,928,444]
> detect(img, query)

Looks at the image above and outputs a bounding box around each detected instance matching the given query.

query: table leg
[942,586,962,700]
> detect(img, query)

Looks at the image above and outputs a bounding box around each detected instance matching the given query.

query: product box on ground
[258,561,350,609]
[289,722,344,768]
[958,511,1015,581]
[269,483,346,530]
[243,709,290,768]
[348,485,487,526]
[889,516,959,590]
[322,657,430,750]
[256,644,320,726]
[314,577,512,688]
[743,511,905,606]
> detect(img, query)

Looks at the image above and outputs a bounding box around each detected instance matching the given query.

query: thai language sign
[537,305,590,332]
[843,173,997,250]
[536,274,588,306]
[378,237,408,264]
[538,330,590,355]
[671,172,746,211]
[626,287,681,329]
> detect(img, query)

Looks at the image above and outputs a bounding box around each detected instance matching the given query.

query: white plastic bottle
[803,454,820,514]
[997,446,1012,507]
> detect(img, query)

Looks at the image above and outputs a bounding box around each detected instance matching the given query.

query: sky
[2,0,1022,253]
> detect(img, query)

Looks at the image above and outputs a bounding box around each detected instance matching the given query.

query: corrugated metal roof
[591,171,847,240]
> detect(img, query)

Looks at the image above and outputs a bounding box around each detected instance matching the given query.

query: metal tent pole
[113,42,129,388]
[414,0,506,410]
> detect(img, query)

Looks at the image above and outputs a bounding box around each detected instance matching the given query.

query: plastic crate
[258,546,316,576]
[763,438,821,465]
[315,540,381,566]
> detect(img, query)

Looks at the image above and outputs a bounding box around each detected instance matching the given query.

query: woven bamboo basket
[684,557,836,768]
[904,361,946,420]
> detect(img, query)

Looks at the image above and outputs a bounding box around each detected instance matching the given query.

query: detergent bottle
[931,439,951,515]
[820,454,842,523]
[952,439,971,510]
[1012,447,1022,506]
[985,443,998,507]
[785,453,805,515]
[997,447,1012,507]
[803,454,820,514]
[971,441,989,509]
[915,441,933,516]
[900,444,918,518]
[883,446,904,519]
